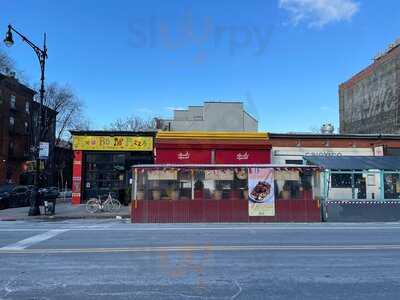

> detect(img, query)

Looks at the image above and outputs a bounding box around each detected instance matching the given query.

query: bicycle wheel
[86,199,100,213]
[103,200,115,212]
[111,199,121,211]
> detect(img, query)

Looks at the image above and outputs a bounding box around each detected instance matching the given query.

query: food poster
[248,168,275,216]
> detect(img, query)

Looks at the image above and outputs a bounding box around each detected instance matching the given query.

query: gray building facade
[157,102,258,132]
[339,39,400,134]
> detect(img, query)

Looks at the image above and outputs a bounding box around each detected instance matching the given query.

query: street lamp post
[4,24,48,216]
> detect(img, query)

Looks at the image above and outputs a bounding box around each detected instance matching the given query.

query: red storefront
[131,132,322,223]
[131,164,322,223]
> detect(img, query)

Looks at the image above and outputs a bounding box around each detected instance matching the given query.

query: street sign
[39,142,49,159]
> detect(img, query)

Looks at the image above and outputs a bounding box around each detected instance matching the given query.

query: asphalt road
[1,220,400,299]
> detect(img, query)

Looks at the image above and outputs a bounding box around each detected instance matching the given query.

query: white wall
[203,102,244,131]
[166,102,258,132]
[272,147,374,164]
[244,112,258,131]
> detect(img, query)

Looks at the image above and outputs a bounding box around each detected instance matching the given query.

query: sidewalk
[0,200,130,221]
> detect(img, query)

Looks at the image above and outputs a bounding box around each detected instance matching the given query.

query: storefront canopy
[304,156,400,171]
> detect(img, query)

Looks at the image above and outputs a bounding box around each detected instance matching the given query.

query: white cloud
[165,106,186,111]
[279,0,359,27]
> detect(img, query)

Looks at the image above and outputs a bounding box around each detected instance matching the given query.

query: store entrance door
[83,151,154,203]
[83,152,127,202]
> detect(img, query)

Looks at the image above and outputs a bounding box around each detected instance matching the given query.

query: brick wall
[270,137,400,148]
[0,75,35,184]
[339,46,400,134]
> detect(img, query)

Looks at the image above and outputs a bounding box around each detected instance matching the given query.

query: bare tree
[108,115,155,131]
[309,125,321,134]
[0,49,14,74]
[32,83,90,189]
[36,82,89,143]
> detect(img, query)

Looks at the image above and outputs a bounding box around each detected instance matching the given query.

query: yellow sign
[73,136,153,151]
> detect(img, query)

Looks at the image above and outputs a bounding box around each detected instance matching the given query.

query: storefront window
[135,170,146,200]
[275,170,299,200]
[134,167,320,201]
[331,173,352,188]
[384,173,400,199]
[192,168,248,200]
[178,170,192,200]
[234,168,248,199]
[205,169,234,200]
[147,169,178,200]
[193,169,206,199]
[275,170,313,200]
[327,171,380,200]
[354,174,366,199]
[84,152,127,200]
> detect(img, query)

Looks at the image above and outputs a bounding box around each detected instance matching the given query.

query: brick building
[269,133,400,164]
[0,73,57,185]
[0,73,35,183]
[339,39,400,134]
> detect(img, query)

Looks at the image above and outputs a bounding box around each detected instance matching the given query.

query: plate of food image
[249,181,271,203]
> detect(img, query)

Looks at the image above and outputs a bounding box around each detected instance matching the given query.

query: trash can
[39,188,58,215]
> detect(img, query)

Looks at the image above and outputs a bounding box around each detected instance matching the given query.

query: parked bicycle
[85,192,121,213]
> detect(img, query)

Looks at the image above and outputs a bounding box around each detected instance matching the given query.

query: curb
[0,214,130,222]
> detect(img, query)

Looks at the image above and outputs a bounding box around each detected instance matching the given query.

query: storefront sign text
[304,152,342,157]
[178,151,190,160]
[236,152,249,160]
[73,136,153,151]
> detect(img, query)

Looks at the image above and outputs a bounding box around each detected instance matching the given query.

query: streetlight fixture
[3,26,14,47]
[4,24,48,216]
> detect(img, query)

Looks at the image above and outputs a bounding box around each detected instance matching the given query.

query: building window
[285,160,304,165]
[10,95,16,109]
[384,173,400,199]
[25,101,30,113]
[331,173,352,188]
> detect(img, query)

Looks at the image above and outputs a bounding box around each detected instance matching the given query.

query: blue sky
[1,0,399,132]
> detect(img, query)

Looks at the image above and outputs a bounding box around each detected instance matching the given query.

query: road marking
[1,244,400,254]
[1,225,400,232]
[0,229,69,250]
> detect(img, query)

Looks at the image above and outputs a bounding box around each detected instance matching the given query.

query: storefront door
[83,152,126,201]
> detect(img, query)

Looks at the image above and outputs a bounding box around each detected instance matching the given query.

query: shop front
[71,131,155,204]
[131,164,322,223]
[304,156,400,222]
[155,131,271,164]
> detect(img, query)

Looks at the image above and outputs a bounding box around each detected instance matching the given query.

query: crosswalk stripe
[0,229,69,250]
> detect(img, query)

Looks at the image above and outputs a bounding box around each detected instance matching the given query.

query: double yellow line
[1,244,400,254]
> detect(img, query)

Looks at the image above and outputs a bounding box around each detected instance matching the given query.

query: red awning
[156,149,212,164]
[215,149,270,164]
